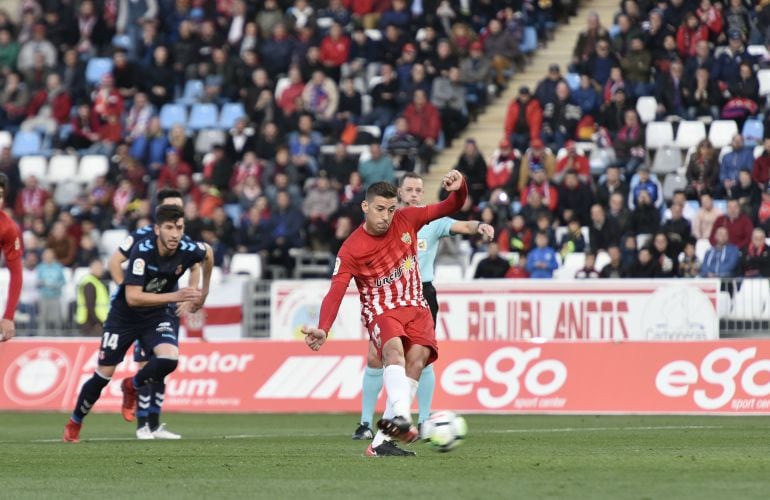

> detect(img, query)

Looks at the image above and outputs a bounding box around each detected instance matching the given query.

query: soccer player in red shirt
[302,169,467,456]
[0,173,23,342]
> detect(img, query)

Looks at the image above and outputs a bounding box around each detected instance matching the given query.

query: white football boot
[136,424,154,440]
[151,423,181,439]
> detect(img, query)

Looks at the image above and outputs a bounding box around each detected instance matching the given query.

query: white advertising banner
[270,280,721,341]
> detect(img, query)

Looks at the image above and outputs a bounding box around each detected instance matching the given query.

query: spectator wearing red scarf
[742,228,770,277]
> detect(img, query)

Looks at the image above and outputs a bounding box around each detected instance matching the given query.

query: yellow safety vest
[75,274,109,325]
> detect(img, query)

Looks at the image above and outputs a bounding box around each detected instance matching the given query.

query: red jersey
[0,210,23,320]
[318,182,468,333]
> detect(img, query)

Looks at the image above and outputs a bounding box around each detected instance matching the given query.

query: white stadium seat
[645,121,674,150]
[636,96,657,124]
[77,155,109,185]
[708,120,739,149]
[758,69,770,96]
[100,229,128,257]
[47,155,79,184]
[674,121,706,150]
[230,253,262,279]
[19,156,48,183]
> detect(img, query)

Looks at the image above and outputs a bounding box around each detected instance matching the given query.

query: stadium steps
[423,0,619,202]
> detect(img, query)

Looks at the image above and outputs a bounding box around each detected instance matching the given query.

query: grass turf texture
[2,413,770,499]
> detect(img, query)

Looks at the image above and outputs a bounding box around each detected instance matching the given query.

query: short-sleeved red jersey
[318,181,467,333]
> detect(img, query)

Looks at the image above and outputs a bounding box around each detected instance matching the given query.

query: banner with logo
[271,279,720,341]
[4,338,770,414]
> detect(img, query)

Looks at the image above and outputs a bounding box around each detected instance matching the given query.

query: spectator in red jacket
[402,89,441,170]
[21,73,71,135]
[91,73,124,122]
[157,149,193,190]
[319,22,350,82]
[487,138,520,191]
[696,0,723,40]
[554,140,591,184]
[710,199,754,249]
[753,137,770,187]
[15,175,50,218]
[504,85,543,152]
[521,165,559,213]
[676,13,709,58]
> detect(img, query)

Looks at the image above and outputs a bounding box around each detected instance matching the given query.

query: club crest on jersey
[401,232,412,245]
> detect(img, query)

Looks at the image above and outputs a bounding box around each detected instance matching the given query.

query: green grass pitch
[3,413,770,499]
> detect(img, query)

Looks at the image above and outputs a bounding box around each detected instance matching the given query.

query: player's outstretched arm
[303,253,353,351]
[198,243,214,307]
[450,220,495,241]
[1,230,22,342]
[402,169,468,229]
[126,285,201,308]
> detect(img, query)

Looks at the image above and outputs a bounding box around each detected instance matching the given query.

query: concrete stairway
[424,0,619,202]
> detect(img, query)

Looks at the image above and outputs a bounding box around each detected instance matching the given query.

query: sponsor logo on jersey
[333,257,340,276]
[401,232,412,245]
[401,255,416,273]
[132,258,145,276]
[119,235,134,252]
[375,266,403,287]
[146,277,168,293]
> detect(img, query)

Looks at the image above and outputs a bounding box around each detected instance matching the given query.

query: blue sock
[72,372,111,423]
[137,384,152,429]
[417,364,435,424]
[148,381,165,430]
[360,366,383,426]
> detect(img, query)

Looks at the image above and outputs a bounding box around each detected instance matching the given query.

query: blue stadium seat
[85,58,113,85]
[11,131,42,157]
[565,72,580,91]
[519,27,538,55]
[178,80,204,105]
[188,103,219,131]
[742,119,764,147]
[218,102,246,129]
[159,103,188,130]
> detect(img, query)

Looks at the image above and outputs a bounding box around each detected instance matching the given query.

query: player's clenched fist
[302,326,327,351]
[0,318,15,342]
[442,170,464,192]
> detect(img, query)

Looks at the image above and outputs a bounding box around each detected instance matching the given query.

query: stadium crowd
[3,0,770,331]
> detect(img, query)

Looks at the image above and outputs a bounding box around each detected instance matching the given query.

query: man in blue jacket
[701,226,740,278]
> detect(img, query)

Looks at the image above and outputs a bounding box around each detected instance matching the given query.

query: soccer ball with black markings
[420,410,467,452]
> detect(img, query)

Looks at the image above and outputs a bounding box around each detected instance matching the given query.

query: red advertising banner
[4,338,770,414]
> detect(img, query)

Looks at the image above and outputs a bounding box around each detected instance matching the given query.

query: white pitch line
[15,425,724,445]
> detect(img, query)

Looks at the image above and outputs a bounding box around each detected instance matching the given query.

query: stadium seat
[0,130,11,151]
[695,238,711,263]
[77,155,109,185]
[730,279,770,320]
[18,155,47,182]
[178,79,204,105]
[718,146,732,164]
[708,120,739,149]
[11,131,42,157]
[556,252,585,280]
[651,146,682,175]
[758,69,770,96]
[100,229,128,256]
[742,119,764,147]
[565,72,580,91]
[673,121,706,150]
[357,125,381,139]
[188,103,219,131]
[645,121,674,150]
[85,57,113,85]
[47,154,78,184]
[218,102,246,129]
[662,173,687,201]
[195,129,226,155]
[53,181,83,206]
[594,250,610,272]
[755,145,765,159]
[364,29,382,41]
[748,45,769,58]
[159,103,188,130]
[519,27,537,55]
[230,253,262,279]
[713,199,727,213]
[636,96,657,124]
[434,264,464,283]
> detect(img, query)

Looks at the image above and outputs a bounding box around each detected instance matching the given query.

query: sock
[133,357,178,387]
[149,381,165,430]
[71,371,111,423]
[382,365,411,420]
[417,364,435,424]
[136,384,152,429]
[360,366,383,426]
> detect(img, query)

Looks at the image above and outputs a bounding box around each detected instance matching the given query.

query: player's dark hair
[399,172,422,186]
[0,172,7,191]
[366,181,398,201]
[155,204,184,225]
[156,188,183,204]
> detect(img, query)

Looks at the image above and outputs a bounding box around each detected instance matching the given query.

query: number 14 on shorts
[102,332,118,350]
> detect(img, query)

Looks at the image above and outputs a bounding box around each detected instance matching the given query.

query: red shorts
[367,306,438,365]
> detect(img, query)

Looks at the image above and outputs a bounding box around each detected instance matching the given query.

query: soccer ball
[420,410,467,452]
